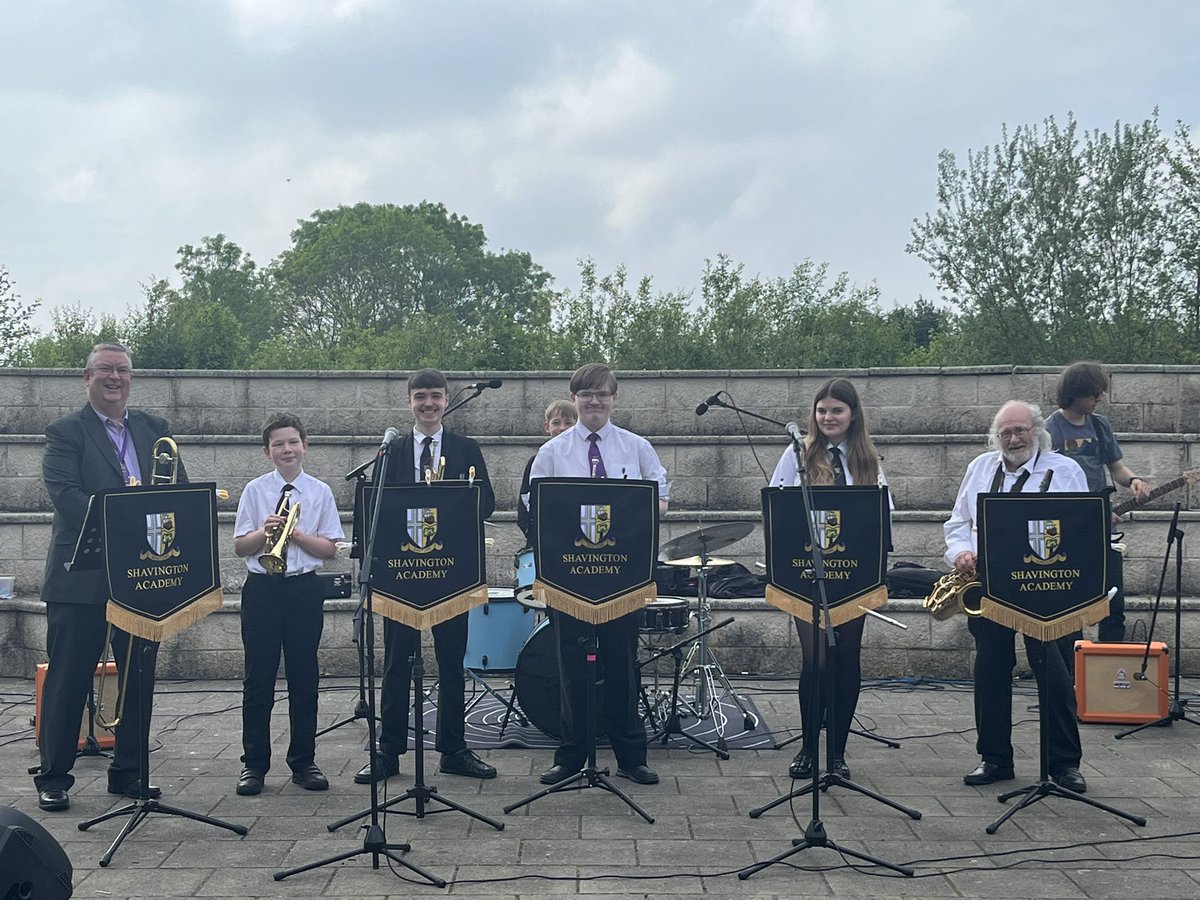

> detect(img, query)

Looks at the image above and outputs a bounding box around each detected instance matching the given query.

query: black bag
[885,561,947,599]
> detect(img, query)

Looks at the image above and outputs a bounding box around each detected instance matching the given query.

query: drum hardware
[638,597,690,634]
[462,589,536,734]
[513,547,544,609]
[637,616,735,758]
[660,522,758,739]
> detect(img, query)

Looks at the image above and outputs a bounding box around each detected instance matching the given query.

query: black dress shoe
[354,753,399,785]
[830,758,851,779]
[107,773,162,799]
[539,764,579,785]
[290,764,329,791]
[963,760,1015,785]
[1051,765,1087,793]
[439,749,497,779]
[236,768,265,796]
[616,765,659,785]
[38,789,69,811]
[789,751,813,779]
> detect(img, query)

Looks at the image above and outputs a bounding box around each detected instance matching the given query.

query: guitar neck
[1112,475,1190,516]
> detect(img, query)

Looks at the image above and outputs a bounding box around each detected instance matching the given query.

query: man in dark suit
[356,368,498,782]
[34,343,185,811]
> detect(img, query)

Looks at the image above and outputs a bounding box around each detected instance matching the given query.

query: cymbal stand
[504,622,654,823]
[639,617,735,757]
[1117,503,1197,738]
[80,640,249,867]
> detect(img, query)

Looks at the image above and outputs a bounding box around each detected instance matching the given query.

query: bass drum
[514,618,606,739]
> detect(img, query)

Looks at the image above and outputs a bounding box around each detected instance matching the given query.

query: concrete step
[3,432,1196,513]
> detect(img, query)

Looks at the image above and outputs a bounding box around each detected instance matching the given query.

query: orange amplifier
[1074,640,1169,724]
[34,661,118,749]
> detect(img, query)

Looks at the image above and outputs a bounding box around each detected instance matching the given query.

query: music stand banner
[99,484,222,643]
[532,477,658,625]
[361,482,487,630]
[977,492,1109,641]
[762,485,890,628]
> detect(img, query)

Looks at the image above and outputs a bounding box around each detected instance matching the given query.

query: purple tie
[587,432,607,479]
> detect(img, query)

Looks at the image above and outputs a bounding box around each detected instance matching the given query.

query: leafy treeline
[6,113,1200,371]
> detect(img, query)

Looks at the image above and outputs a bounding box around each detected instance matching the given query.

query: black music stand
[1116,503,1196,738]
[275,446,443,886]
[740,447,914,881]
[74,484,247,866]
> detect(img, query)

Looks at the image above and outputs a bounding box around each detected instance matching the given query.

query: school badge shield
[576,504,615,548]
[141,512,180,561]
[402,507,442,554]
[1024,519,1064,564]
[804,509,846,553]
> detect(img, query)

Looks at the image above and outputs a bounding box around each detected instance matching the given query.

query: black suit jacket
[382,430,495,520]
[42,405,185,605]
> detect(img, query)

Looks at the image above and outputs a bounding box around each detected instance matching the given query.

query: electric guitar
[1112,469,1200,517]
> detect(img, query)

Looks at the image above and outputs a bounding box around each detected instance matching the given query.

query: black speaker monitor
[0,806,73,900]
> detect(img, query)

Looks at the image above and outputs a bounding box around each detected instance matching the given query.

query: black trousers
[968,615,1081,771]
[35,602,157,793]
[794,614,865,761]
[240,571,325,774]
[379,612,468,756]
[551,609,647,771]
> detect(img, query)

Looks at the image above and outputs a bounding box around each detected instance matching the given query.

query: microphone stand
[740,426,915,881]
[444,384,497,418]
[1116,503,1195,737]
[275,442,443,886]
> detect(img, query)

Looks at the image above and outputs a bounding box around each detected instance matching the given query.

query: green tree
[0,266,40,366]
[23,303,123,368]
[909,112,1197,364]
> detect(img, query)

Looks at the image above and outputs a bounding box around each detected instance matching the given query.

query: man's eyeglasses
[997,426,1033,440]
[575,391,613,401]
[89,364,132,377]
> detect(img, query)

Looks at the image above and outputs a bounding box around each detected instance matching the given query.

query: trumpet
[259,488,301,574]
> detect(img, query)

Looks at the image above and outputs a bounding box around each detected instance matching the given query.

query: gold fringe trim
[371,586,488,631]
[765,585,889,629]
[533,580,655,625]
[106,588,224,644]
[978,597,1109,642]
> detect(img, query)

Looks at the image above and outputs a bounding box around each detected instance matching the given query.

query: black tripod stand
[275,435,442,886]
[79,641,248,867]
[504,621,654,824]
[327,631,504,833]
[987,635,1147,833]
[1117,503,1196,738]
[741,426,914,880]
[316,604,377,737]
[640,617,734,758]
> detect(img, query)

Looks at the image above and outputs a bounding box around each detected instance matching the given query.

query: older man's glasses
[997,426,1033,441]
[89,364,132,377]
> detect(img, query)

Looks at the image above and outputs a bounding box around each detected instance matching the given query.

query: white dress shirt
[411,426,444,481]
[943,449,1088,567]
[530,420,670,499]
[770,441,894,510]
[235,468,345,576]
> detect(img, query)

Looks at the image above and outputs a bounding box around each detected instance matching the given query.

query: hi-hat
[664,555,734,569]
[660,522,753,562]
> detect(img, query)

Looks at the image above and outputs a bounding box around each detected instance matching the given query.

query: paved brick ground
[3,673,1200,899]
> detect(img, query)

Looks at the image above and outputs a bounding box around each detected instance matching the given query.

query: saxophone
[925,467,1056,620]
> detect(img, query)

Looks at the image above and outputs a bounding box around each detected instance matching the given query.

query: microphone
[695,393,722,416]
[377,426,401,453]
[785,422,804,443]
[469,379,503,390]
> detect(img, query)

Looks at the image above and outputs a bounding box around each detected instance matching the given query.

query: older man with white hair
[944,401,1090,793]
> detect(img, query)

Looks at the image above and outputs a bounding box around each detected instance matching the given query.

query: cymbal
[664,555,734,569]
[659,522,753,561]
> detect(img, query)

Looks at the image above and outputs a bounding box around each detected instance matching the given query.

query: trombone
[96,436,183,729]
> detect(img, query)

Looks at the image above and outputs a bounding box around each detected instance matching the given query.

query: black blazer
[42,405,185,605]
[383,431,495,520]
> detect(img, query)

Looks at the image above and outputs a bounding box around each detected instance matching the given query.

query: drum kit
[464,522,756,743]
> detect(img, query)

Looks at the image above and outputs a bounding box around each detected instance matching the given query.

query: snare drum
[513,547,545,609]
[638,597,691,634]
[463,588,538,672]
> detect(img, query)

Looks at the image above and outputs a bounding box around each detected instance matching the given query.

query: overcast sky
[3,1,1198,330]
